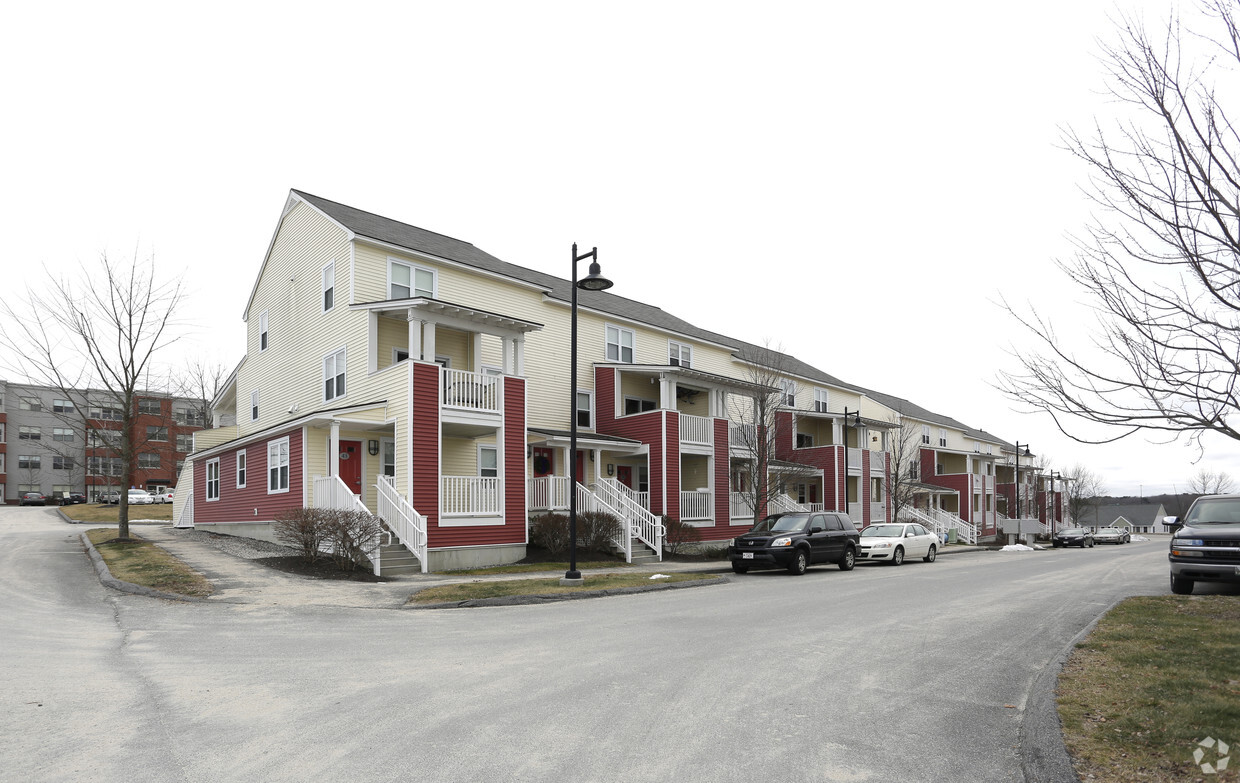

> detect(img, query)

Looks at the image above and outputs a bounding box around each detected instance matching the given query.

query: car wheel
[891,546,905,566]
[838,546,856,571]
[1088,540,1094,548]
[731,562,749,574]
[923,545,937,563]
[1170,574,1194,595]
[787,549,809,576]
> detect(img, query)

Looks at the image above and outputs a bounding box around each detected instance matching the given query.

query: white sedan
[152,490,174,504]
[858,522,939,565]
[127,490,155,505]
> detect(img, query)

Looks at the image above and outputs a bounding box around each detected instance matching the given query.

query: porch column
[501,336,513,375]
[659,375,675,409]
[423,321,437,362]
[407,313,422,361]
[514,335,525,377]
[561,446,572,484]
[368,311,378,374]
[471,333,483,372]
[329,420,341,478]
[592,449,602,484]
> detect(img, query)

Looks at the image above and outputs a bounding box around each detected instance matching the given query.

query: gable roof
[1089,503,1168,527]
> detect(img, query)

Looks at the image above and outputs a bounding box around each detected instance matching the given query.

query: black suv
[728,512,859,575]
[1165,494,1240,595]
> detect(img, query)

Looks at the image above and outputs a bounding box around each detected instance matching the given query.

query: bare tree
[998,1,1240,453]
[886,417,925,523]
[1064,463,1107,526]
[1188,466,1235,494]
[0,254,184,538]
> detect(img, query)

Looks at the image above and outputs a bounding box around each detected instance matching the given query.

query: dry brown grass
[86,528,212,597]
[409,572,721,604]
[63,503,173,523]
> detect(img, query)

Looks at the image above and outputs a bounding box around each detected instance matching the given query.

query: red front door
[532,447,554,478]
[338,440,363,496]
[617,465,632,489]
[574,450,585,483]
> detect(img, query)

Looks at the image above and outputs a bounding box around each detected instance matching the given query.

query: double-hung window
[389,260,435,300]
[19,455,40,469]
[19,426,40,441]
[251,390,259,422]
[605,325,634,363]
[19,397,40,411]
[53,398,74,413]
[322,261,335,312]
[814,389,830,413]
[53,456,73,470]
[323,347,347,401]
[53,427,74,442]
[139,453,160,469]
[206,459,220,501]
[939,429,947,448]
[479,445,499,478]
[781,380,796,407]
[922,425,930,445]
[147,426,168,441]
[268,437,290,493]
[139,399,161,415]
[576,390,593,428]
[669,340,691,368]
[259,310,269,351]
[236,450,247,488]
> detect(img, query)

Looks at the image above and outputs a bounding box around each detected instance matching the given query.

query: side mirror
[811,526,825,534]
[1163,516,1182,532]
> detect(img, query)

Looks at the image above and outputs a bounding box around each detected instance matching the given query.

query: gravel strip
[166,528,299,561]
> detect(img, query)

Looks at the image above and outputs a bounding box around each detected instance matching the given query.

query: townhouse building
[1,380,205,503]
[174,190,1065,571]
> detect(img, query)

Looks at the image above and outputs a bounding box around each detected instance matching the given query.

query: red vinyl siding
[595,367,672,517]
[194,429,303,525]
[411,362,440,534]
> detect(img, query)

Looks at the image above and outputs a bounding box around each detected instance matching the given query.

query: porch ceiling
[352,296,543,336]
[528,427,645,454]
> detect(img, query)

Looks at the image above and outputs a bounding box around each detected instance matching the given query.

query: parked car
[1093,526,1130,545]
[49,491,87,506]
[1165,494,1240,595]
[152,490,174,504]
[127,489,155,505]
[19,492,47,506]
[100,491,121,505]
[858,522,939,564]
[1052,528,1095,548]
[728,512,859,575]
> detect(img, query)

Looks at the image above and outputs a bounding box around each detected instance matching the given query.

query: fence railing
[440,368,501,412]
[377,474,427,574]
[313,474,381,575]
[679,413,713,446]
[596,478,663,560]
[173,494,194,529]
[441,476,503,516]
[528,475,571,511]
[680,490,713,521]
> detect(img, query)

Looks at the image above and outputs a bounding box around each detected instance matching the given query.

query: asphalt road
[0,506,1177,783]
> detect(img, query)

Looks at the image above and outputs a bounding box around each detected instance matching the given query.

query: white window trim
[481,365,503,376]
[623,396,657,416]
[782,380,796,407]
[669,340,692,368]
[814,389,830,413]
[206,458,220,502]
[236,449,247,489]
[478,444,499,478]
[387,257,437,300]
[393,347,410,365]
[322,261,336,313]
[576,389,594,429]
[251,390,259,422]
[605,323,635,364]
[939,429,947,448]
[323,345,347,402]
[267,436,291,495]
[922,425,930,445]
[259,310,269,353]
[380,436,396,478]
[434,355,452,368]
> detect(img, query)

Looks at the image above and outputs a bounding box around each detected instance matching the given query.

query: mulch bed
[253,556,386,582]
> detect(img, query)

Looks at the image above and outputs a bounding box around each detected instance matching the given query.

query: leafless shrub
[577,510,623,555]
[530,512,570,555]
[661,516,701,557]
[272,507,326,562]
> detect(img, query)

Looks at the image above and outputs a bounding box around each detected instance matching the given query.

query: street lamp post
[563,243,613,585]
[1049,470,1060,534]
[1013,442,1031,519]
[842,408,862,518]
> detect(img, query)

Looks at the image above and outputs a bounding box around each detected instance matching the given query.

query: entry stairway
[528,476,665,563]
[897,505,978,545]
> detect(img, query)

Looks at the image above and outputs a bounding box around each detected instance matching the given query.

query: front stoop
[629,538,660,566]
[377,541,423,576]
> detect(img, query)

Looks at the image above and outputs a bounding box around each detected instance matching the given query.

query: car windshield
[1183,498,1240,526]
[861,525,905,538]
[751,514,809,533]
[1060,529,1086,535]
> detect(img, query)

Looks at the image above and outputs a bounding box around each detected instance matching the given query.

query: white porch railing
[574,481,629,561]
[870,502,887,523]
[441,476,503,516]
[173,494,194,529]
[806,502,825,512]
[847,447,862,470]
[899,505,978,545]
[869,450,885,473]
[769,494,808,514]
[680,490,713,520]
[528,476,571,511]
[441,368,501,412]
[729,422,756,449]
[377,474,428,574]
[596,478,664,561]
[730,492,755,519]
[679,413,713,446]
[632,491,650,510]
[848,502,862,521]
[313,474,382,575]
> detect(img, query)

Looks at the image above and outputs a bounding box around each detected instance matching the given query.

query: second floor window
[669,341,691,368]
[939,429,947,448]
[322,261,335,312]
[138,399,161,415]
[922,425,930,445]
[479,445,499,478]
[53,398,74,413]
[90,406,123,421]
[251,390,259,422]
[19,426,40,440]
[53,427,74,442]
[139,453,160,469]
[576,390,593,428]
[606,325,634,363]
[147,426,168,441]
[781,380,796,407]
[390,260,435,300]
[814,389,830,413]
[259,310,269,351]
[324,347,347,401]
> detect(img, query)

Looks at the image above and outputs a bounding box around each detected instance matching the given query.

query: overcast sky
[6,0,1238,497]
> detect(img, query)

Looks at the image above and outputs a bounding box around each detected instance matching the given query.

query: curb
[79,531,208,603]
[407,574,729,609]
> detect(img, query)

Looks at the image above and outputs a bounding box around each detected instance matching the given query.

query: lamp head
[578,260,613,291]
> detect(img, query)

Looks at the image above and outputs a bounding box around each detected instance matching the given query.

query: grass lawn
[1058,595,1240,782]
[409,572,722,605]
[86,528,213,597]
[445,559,633,575]
[62,503,173,524]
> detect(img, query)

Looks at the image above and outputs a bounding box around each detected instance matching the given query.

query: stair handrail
[596,478,664,560]
[313,475,383,575]
[173,494,194,529]
[576,481,629,562]
[376,475,428,574]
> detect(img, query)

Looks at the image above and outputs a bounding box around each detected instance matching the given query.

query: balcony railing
[847,447,861,470]
[528,476,571,511]
[441,368,501,412]
[729,422,756,449]
[679,413,713,446]
[869,450,884,473]
[680,490,713,521]
[730,492,755,519]
[870,502,887,523]
[441,476,503,516]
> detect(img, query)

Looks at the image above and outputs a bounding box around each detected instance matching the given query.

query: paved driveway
[1,507,1174,782]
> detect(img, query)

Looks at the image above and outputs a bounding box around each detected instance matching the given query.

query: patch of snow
[649,573,671,580]
[1131,535,1150,541]
[1000,544,1035,552]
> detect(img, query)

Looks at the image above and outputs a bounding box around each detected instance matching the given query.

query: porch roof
[528,427,644,451]
[191,399,390,459]
[794,409,898,429]
[350,296,543,335]
[769,458,821,472]
[596,363,775,395]
[908,481,960,497]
